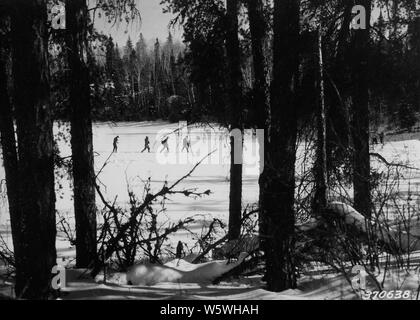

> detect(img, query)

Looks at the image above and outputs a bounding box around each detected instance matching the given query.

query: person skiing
[379,132,385,145]
[141,136,151,153]
[182,136,191,153]
[113,136,119,153]
[176,241,184,259]
[161,136,169,153]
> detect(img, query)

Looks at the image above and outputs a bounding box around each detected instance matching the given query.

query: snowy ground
[55,271,361,300]
[29,261,420,300]
[1,121,261,223]
[0,121,262,250]
[1,121,420,300]
[2,121,419,224]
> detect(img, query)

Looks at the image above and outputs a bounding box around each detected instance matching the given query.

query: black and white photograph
[0,0,420,305]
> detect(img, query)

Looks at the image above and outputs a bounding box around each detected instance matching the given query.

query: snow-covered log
[296,202,420,253]
[327,202,420,253]
[212,235,260,259]
[126,252,248,286]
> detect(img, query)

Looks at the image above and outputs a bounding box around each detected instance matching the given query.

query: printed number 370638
[362,290,412,300]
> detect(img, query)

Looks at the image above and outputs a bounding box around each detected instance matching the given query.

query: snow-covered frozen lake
[0,121,262,227]
[1,121,420,227]
[1,122,420,300]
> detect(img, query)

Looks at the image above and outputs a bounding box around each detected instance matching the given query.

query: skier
[141,136,151,153]
[379,132,385,145]
[113,136,119,153]
[161,136,169,153]
[182,136,191,153]
[176,241,184,259]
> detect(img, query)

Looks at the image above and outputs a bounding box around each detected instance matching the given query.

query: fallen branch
[95,151,115,179]
[212,255,262,284]
[370,153,420,171]
[0,233,15,268]
[91,151,216,276]
[192,208,259,263]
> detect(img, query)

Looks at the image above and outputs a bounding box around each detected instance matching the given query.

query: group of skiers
[372,132,385,146]
[112,135,191,154]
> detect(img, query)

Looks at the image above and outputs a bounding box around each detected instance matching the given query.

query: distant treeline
[49,6,420,130]
[50,32,196,122]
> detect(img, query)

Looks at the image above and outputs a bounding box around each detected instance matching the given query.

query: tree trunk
[11,0,56,299]
[352,0,372,218]
[0,36,21,261]
[246,0,269,130]
[66,0,97,268]
[313,28,328,214]
[226,0,243,241]
[326,2,353,169]
[154,40,161,115]
[246,0,270,247]
[260,0,300,292]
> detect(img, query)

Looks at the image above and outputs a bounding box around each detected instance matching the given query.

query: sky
[95,0,183,47]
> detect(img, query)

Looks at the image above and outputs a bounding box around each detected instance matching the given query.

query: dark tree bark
[326,2,353,168]
[0,31,21,261]
[352,0,372,218]
[260,0,300,292]
[246,0,269,130]
[154,39,162,115]
[226,0,243,241]
[11,0,56,299]
[245,0,270,243]
[66,0,97,268]
[313,28,328,214]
